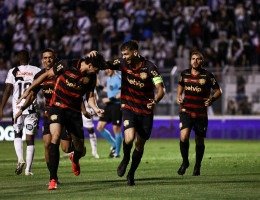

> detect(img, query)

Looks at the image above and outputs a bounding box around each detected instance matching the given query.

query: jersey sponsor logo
[113,59,120,65]
[199,79,206,85]
[26,124,34,131]
[42,88,53,94]
[50,114,58,121]
[56,64,64,72]
[184,85,202,93]
[16,71,33,77]
[127,77,144,88]
[65,79,79,89]
[140,72,148,80]
[123,120,129,127]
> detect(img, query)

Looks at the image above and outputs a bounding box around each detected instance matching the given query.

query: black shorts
[49,107,84,139]
[42,109,71,140]
[99,103,122,126]
[179,112,208,137]
[122,109,153,140]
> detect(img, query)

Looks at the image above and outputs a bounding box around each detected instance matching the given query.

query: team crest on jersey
[81,77,90,84]
[140,72,147,80]
[199,79,206,85]
[113,59,120,65]
[50,114,58,121]
[123,120,129,127]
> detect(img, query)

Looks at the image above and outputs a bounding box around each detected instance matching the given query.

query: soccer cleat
[48,179,58,190]
[192,165,201,176]
[25,171,34,176]
[109,147,116,158]
[126,173,135,186]
[69,152,80,176]
[92,153,100,159]
[117,158,130,177]
[177,162,190,175]
[15,161,25,175]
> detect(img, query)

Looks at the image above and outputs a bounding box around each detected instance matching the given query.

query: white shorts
[82,114,94,129]
[13,113,38,136]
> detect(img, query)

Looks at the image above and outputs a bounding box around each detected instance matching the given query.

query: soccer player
[14,48,74,181]
[96,69,122,158]
[176,50,222,176]
[89,40,165,186]
[0,49,41,176]
[18,53,105,190]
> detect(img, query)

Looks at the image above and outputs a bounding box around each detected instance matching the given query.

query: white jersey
[5,64,41,117]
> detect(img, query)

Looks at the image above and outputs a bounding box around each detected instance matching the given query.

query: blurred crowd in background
[0,0,260,116]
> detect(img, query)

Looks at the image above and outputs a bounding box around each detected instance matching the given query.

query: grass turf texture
[0,139,259,200]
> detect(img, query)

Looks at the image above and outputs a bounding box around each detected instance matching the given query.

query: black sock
[46,162,50,172]
[180,140,189,164]
[195,144,205,167]
[128,149,143,176]
[123,140,132,161]
[73,149,82,163]
[49,143,60,180]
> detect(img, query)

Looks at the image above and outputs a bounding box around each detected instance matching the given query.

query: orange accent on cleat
[69,152,80,176]
[48,179,57,190]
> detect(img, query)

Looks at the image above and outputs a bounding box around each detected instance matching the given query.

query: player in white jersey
[82,95,99,159]
[0,50,41,175]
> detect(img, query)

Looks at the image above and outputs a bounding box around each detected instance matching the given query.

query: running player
[176,50,222,176]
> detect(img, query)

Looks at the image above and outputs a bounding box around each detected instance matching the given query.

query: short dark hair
[17,49,30,63]
[120,40,139,51]
[83,52,106,70]
[191,50,204,61]
[41,48,56,56]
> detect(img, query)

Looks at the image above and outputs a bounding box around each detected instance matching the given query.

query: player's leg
[177,112,191,175]
[24,113,38,176]
[96,121,116,157]
[193,117,207,176]
[112,104,123,157]
[117,110,135,178]
[13,117,25,175]
[87,128,99,158]
[48,108,63,190]
[113,125,123,157]
[126,113,153,186]
[67,110,86,176]
[82,115,99,158]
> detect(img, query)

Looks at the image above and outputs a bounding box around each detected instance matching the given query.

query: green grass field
[0,139,259,200]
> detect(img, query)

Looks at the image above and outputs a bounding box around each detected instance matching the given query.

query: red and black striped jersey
[178,68,220,117]
[107,57,163,116]
[33,69,56,107]
[49,60,96,112]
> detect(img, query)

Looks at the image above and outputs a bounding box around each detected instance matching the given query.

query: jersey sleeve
[53,60,68,76]
[106,58,123,70]
[178,71,185,87]
[5,69,14,84]
[209,72,220,90]
[32,69,45,94]
[147,62,164,85]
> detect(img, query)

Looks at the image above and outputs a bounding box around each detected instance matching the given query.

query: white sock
[25,145,35,173]
[14,138,24,162]
[89,133,98,155]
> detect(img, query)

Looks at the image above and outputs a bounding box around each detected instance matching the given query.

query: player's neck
[191,68,201,76]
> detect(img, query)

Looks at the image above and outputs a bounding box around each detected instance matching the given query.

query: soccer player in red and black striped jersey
[18,53,105,190]
[176,50,222,176]
[14,48,74,182]
[89,40,165,185]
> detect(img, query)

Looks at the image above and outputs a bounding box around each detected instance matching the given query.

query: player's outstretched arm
[87,92,104,117]
[14,91,36,123]
[81,101,92,119]
[17,69,54,104]
[204,88,222,107]
[147,82,165,109]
